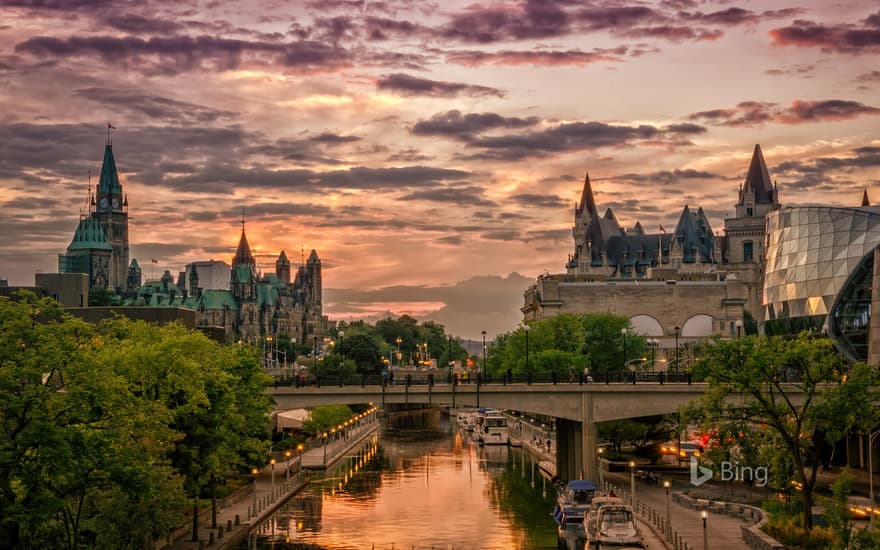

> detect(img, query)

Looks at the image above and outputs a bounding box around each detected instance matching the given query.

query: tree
[303,405,354,436]
[338,333,382,374]
[682,332,880,529]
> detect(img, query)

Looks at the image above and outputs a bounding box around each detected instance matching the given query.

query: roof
[307,249,320,264]
[567,480,596,491]
[277,250,289,265]
[233,264,254,284]
[67,218,112,251]
[738,144,775,206]
[576,172,599,218]
[198,289,239,310]
[232,229,256,268]
[96,144,122,194]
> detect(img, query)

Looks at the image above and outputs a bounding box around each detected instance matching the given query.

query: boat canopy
[567,480,597,491]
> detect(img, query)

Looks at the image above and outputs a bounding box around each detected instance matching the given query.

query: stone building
[53,138,326,345]
[523,145,777,360]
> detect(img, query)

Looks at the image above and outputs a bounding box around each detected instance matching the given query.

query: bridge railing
[270,370,697,388]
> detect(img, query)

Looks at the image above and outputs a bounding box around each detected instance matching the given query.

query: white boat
[556,479,597,511]
[476,410,508,445]
[583,503,645,549]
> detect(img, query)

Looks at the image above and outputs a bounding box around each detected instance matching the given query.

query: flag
[151,258,158,264]
[108,123,116,130]
[659,225,666,233]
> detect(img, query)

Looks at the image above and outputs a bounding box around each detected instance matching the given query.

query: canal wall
[164,412,381,550]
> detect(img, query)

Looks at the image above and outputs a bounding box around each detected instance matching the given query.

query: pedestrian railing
[606,481,694,550]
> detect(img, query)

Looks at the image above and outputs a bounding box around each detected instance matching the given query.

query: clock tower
[91,139,129,293]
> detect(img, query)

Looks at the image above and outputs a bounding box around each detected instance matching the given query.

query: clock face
[112,198,119,209]
[99,198,108,209]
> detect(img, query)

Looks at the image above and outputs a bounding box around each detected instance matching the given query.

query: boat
[556,479,597,510]
[476,410,509,445]
[583,503,645,549]
[552,506,587,550]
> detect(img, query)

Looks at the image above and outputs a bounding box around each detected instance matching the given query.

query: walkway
[165,414,381,549]
[605,471,750,550]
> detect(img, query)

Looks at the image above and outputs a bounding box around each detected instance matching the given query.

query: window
[747,207,753,216]
[743,241,754,262]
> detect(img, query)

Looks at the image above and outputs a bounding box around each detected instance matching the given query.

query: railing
[270,370,697,388]
[606,481,693,550]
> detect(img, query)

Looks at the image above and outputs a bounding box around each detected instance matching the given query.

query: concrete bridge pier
[555,393,598,482]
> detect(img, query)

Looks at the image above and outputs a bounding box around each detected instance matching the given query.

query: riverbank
[164,413,381,549]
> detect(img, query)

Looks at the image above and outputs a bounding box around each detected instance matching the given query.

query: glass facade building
[764,205,880,362]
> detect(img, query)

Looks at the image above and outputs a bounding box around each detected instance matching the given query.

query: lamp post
[481,330,487,378]
[266,336,273,367]
[649,339,657,371]
[297,443,304,475]
[322,432,328,465]
[598,447,604,490]
[701,510,708,550]
[270,458,276,497]
[447,335,453,377]
[664,480,671,539]
[524,324,530,374]
[621,328,628,370]
[629,460,636,506]
[251,467,259,515]
[869,429,880,528]
[313,335,319,383]
[735,319,743,338]
[674,326,680,372]
[284,450,292,480]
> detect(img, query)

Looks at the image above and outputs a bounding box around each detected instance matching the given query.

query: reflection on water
[244,409,558,549]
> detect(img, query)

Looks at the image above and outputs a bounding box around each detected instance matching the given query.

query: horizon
[1,0,879,339]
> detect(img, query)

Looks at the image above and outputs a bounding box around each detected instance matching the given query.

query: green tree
[303,405,354,436]
[822,469,853,549]
[88,287,120,306]
[338,333,382,374]
[683,333,880,529]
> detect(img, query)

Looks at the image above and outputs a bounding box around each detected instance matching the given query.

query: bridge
[266,379,710,482]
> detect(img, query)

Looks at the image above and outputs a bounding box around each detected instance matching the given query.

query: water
[245,409,558,549]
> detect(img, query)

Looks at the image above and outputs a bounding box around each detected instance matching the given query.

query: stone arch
[681,314,714,337]
[629,314,664,337]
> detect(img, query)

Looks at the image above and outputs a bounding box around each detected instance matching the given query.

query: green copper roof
[97,144,122,194]
[67,218,112,251]
[257,283,278,308]
[233,264,253,283]
[200,290,239,310]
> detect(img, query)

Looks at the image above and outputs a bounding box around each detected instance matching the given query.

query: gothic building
[59,139,130,293]
[57,139,326,344]
[523,144,779,349]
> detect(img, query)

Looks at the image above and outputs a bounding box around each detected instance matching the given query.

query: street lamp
[481,330,487,377]
[869,429,880,528]
[284,450,292,480]
[270,458,276,496]
[621,328,628,370]
[674,326,680,372]
[629,460,636,506]
[524,324,530,374]
[266,336,273,367]
[251,467,259,515]
[297,443,304,475]
[701,510,708,550]
[597,447,604,489]
[447,335,453,377]
[322,432,328,465]
[735,319,743,338]
[664,480,671,540]
[313,335,319,383]
[338,330,345,356]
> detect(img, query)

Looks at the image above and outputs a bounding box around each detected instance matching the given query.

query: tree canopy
[682,332,880,529]
[0,292,274,549]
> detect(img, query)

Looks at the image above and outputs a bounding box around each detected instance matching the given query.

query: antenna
[301,245,304,265]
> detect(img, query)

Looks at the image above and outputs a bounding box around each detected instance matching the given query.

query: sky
[1,0,879,340]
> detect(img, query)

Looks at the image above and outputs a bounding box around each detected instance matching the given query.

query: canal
[243,408,559,549]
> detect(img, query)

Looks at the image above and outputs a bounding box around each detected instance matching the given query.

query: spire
[307,249,320,264]
[576,172,599,218]
[232,217,256,269]
[738,144,774,205]
[862,188,871,207]
[96,143,123,195]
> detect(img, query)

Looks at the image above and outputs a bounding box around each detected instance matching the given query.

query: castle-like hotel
[46,139,326,345]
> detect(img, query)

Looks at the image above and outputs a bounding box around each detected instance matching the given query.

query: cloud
[386,148,434,162]
[443,46,628,67]
[375,73,504,97]
[397,186,497,207]
[770,12,880,54]
[15,34,354,76]
[411,110,540,140]
[438,1,572,43]
[613,168,720,185]
[619,26,723,42]
[689,99,880,126]
[773,146,880,189]
[457,120,699,161]
[72,87,236,124]
[104,14,184,35]
[509,193,567,209]
[309,132,361,144]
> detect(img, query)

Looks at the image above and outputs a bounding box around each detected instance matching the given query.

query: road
[605,471,750,550]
